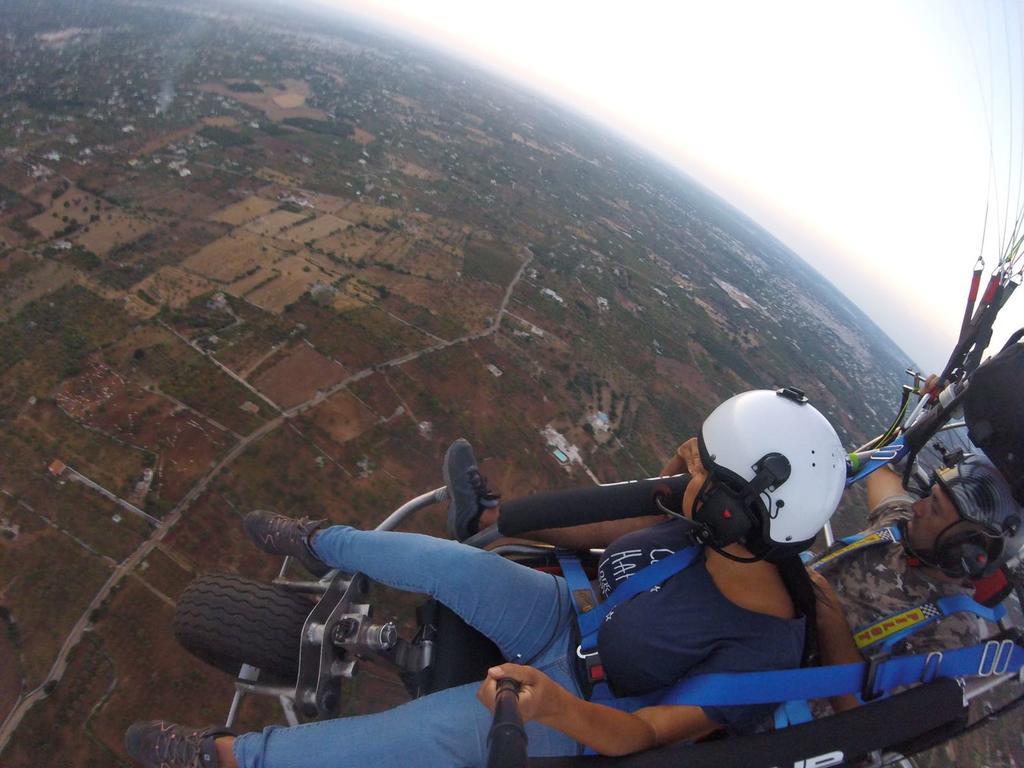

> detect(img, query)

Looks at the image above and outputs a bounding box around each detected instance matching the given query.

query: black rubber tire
[174,573,315,683]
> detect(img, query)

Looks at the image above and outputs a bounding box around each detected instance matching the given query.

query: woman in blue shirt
[125,389,846,768]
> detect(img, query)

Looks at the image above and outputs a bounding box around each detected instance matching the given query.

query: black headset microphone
[654,494,713,543]
[654,452,793,563]
[901,519,1002,580]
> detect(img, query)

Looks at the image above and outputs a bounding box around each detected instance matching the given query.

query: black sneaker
[443,439,500,541]
[124,720,233,768]
[243,510,330,577]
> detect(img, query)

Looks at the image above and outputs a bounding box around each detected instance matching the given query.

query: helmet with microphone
[678,387,846,563]
[909,455,1024,579]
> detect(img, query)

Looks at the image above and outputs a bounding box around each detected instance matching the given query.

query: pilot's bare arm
[809,569,862,712]
[865,466,907,511]
[504,516,668,549]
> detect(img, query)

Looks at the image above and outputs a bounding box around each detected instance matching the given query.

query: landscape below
[2,1,1006,766]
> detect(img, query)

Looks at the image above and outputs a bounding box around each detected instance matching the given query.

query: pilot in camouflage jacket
[815,494,979,659]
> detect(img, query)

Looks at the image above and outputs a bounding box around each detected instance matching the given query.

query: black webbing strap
[527,678,966,768]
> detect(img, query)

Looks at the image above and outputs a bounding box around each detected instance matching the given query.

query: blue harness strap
[557,546,702,700]
[557,546,702,643]
[938,594,1006,624]
[556,536,1022,725]
[862,595,1008,653]
[657,638,1024,706]
[556,546,703,754]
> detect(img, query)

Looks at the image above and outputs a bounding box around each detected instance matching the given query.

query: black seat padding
[418,599,504,695]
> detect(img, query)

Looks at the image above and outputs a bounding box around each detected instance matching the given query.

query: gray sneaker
[443,439,500,541]
[124,720,233,768]
[243,511,330,577]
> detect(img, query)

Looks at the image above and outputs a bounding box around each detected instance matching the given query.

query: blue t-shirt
[596,519,806,731]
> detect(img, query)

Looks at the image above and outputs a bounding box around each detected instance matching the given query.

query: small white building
[540,288,564,305]
[588,411,611,433]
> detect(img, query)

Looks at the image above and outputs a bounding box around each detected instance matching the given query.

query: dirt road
[0,248,532,753]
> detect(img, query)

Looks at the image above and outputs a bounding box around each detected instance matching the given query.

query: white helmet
[694,387,846,561]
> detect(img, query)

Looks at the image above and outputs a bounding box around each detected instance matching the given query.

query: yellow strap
[813,531,889,569]
[854,605,932,650]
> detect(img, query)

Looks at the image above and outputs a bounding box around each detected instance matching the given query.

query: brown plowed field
[26,186,110,238]
[209,195,278,226]
[200,78,327,122]
[182,231,284,283]
[242,209,308,237]
[276,213,353,243]
[72,208,159,256]
[227,252,329,314]
[55,360,233,503]
[302,388,380,445]
[251,342,347,409]
[132,265,216,308]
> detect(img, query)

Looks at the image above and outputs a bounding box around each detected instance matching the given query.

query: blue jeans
[233,527,583,768]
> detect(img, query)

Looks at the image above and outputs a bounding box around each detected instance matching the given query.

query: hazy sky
[321,0,1023,373]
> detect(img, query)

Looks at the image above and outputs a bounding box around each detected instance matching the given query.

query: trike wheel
[174,573,314,683]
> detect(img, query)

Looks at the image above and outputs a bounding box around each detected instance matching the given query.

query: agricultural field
[25,185,111,240]
[241,208,309,238]
[0,254,77,320]
[461,238,524,286]
[226,251,332,314]
[277,212,353,244]
[71,207,160,256]
[181,231,288,284]
[200,78,328,122]
[54,361,234,504]
[294,387,380,446]
[251,341,348,408]
[287,300,436,370]
[117,329,271,435]
[132,266,217,309]
[209,195,278,226]
[0,530,111,686]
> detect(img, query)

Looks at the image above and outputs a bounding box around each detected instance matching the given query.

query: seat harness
[556,545,702,691]
[809,525,1006,653]
[555,534,1021,726]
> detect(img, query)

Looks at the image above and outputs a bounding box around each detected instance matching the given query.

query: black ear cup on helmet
[934,530,1001,580]
[929,456,1024,576]
[692,481,758,550]
[905,515,1007,579]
